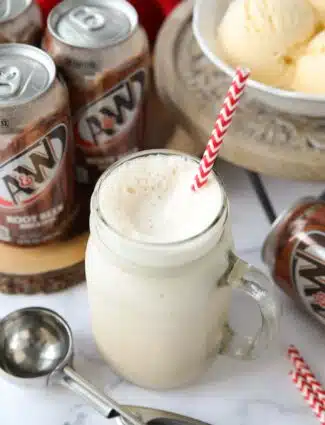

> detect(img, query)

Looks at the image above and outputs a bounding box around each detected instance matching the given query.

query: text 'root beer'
[0,44,75,246]
[43,0,150,187]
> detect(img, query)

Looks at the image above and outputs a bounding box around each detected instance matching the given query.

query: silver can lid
[48,0,138,49]
[0,0,32,23]
[0,44,56,107]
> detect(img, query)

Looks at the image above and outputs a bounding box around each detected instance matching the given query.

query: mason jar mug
[86,150,278,390]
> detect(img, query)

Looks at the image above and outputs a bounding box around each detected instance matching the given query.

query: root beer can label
[0,112,74,245]
[0,124,67,209]
[263,200,325,326]
[292,229,325,324]
[0,45,75,246]
[75,68,146,171]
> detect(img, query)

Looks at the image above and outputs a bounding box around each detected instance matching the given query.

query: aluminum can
[0,44,75,246]
[43,0,150,187]
[0,0,42,45]
[263,197,325,326]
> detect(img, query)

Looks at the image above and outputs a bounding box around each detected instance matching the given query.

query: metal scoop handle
[61,366,145,425]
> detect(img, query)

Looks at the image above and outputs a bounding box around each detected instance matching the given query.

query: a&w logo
[291,231,325,324]
[0,124,67,208]
[76,68,146,147]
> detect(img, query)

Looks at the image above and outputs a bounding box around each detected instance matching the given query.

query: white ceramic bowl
[193,0,325,117]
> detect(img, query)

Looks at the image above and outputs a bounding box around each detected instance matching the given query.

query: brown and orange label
[74,68,147,169]
[0,103,75,245]
[60,51,151,186]
[273,203,325,324]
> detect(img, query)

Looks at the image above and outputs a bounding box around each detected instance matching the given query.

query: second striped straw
[288,345,325,425]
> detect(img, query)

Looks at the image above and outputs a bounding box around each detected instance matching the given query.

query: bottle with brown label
[42,0,150,189]
[262,197,325,326]
[0,44,76,246]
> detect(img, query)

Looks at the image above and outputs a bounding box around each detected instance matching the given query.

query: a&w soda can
[262,197,325,327]
[43,0,150,188]
[0,0,42,45]
[0,44,75,246]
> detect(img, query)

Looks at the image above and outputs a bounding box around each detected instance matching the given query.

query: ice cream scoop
[292,30,325,94]
[309,0,325,24]
[218,0,317,88]
[0,307,147,424]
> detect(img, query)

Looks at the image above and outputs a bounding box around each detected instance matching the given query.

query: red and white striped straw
[290,369,325,404]
[191,67,250,192]
[290,369,325,424]
[288,345,325,402]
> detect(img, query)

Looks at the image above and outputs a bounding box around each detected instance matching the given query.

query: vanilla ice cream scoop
[218,0,317,88]
[309,0,325,24]
[292,30,325,94]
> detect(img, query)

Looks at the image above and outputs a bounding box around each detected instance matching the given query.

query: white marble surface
[0,160,324,425]
[261,174,325,215]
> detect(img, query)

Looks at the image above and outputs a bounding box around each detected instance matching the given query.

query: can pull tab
[69,6,106,31]
[0,66,21,99]
[0,0,10,20]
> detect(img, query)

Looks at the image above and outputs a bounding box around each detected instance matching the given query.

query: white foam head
[97,152,225,244]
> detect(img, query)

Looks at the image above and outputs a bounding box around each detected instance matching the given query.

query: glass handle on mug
[220,253,278,360]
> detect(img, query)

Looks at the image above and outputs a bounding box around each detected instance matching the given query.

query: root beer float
[0,0,42,45]
[42,0,150,188]
[0,44,75,246]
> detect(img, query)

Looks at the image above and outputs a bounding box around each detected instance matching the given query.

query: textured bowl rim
[192,0,325,104]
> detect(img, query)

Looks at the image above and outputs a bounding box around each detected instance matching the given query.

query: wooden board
[154,1,325,181]
[0,185,90,294]
[0,235,88,294]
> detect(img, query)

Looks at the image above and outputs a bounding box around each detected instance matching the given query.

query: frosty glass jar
[86,150,278,390]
